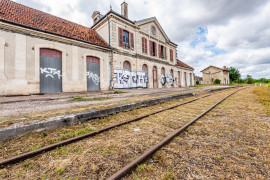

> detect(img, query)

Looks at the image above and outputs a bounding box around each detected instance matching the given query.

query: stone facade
[201,66,230,85]
[92,9,194,89]
[0,0,195,95]
[0,22,111,95]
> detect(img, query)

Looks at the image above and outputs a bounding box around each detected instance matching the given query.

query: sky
[14,0,270,79]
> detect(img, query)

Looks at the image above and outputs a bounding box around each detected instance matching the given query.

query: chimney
[223,66,226,70]
[92,11,101,25]
[121,1,128,18]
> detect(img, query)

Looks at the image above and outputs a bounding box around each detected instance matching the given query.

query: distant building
[194,76,203,84]
[201,66,230,85]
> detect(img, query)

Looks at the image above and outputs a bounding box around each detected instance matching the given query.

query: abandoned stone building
[0,0,194,95]
[201,66,230,85]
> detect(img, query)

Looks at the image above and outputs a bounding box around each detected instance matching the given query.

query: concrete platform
[0,86,233,141]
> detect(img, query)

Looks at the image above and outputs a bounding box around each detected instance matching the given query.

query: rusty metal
[0,92,215,168]
[108,88,242,180]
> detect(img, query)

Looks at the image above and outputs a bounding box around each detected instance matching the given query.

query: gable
[136,17,169,43]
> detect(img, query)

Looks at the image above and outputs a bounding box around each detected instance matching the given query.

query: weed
[92,96,112,101]
[32,144,41,151]
[216,155,223,160]
[68,96,89,101]
[59,131,75,140]
[162,172,175,180]
[56,167,65,174]
[113,90,126,94]
[136,164,146,172]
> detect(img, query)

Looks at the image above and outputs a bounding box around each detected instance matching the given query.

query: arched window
[142,64,148,72]
[123,61,131,71]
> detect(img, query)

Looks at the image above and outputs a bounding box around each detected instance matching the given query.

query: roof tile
[0,0,109,47]
[176,60,194,70]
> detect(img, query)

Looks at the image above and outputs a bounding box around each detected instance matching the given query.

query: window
[142,37,147,54]
[149,41,157,56]
[151,26,156,35]
[118,27,134,49]
[170,49,173,61]
[159,45,167,59]
[123,61,131,71]
[123,30,129,48]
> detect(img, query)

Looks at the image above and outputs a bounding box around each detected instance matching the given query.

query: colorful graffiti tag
[113,69,148,89]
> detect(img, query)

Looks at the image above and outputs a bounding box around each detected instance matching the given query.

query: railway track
[0,87,244,179]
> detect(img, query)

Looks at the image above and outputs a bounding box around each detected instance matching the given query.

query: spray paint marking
[40,68,62,79]
[87,71,100,85]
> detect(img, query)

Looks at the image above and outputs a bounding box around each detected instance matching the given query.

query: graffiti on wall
[160,74,174,86]
[87,71,100,86]
[40,68,62,79]
[113,69,148,89]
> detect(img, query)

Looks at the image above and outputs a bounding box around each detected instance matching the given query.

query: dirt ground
[0,86,228,126]
[0,88,258,179]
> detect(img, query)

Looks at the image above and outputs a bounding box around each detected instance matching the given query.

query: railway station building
[0,0,194,95]
[201,66,230,85]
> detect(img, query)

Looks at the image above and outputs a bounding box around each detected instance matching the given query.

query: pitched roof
[176,60,194,70]
[0,0,109,48]
[201,65,229,72]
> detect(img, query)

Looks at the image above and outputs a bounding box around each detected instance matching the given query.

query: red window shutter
[149,40,153,56]
[145,38,148,55]
[165,47,167,60]
[155,42,157,57]
[170,49,173,61]
[130,32,134,49]
[158,44,161,58]
[142,37,145,53]
[119,27,123,47]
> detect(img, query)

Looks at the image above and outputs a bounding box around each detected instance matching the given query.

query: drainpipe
[106,15,114,90]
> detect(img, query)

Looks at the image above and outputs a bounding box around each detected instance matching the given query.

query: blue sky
[14,0,270,79]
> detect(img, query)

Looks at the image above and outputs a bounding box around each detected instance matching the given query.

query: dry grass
[0,89,239,179]
[254,86,270,115]
[126,87,270,179]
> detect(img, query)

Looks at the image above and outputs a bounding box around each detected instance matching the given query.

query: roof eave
[0,18,111,49]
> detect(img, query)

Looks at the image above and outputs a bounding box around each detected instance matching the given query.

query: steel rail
[0,89,232,168]
[108,88,243,180]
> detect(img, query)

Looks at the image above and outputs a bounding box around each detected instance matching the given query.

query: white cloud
[13,0,270,79]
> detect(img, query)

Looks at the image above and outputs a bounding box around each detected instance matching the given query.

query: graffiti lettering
[161,74,166,85]
[87,71,100,85]
[40,68,62,79]
[113,69,148,89]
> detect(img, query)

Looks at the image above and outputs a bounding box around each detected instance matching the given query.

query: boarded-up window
[142,37,147,54]
[170,49,173,61]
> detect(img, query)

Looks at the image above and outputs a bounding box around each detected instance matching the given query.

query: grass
[113,90,127,94]
[253,86,270,115]
[68,96,90,101]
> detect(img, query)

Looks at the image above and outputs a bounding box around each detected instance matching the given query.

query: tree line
[227,67,270,84]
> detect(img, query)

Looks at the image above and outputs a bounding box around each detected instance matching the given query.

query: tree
[227,67,241,82]
[246,75,253,84]
[214,79,221,84]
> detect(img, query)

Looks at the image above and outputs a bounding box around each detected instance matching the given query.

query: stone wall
[0,25,111,95]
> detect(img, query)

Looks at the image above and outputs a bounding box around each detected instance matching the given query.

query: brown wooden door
[153,66,158,88]
[178,71,181,87]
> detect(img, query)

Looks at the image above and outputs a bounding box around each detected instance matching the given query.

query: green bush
[214,79,221,84]
[196,80,200,85]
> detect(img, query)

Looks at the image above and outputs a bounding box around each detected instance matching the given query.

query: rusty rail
[0,92,218,168]
[108,88,243,180]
